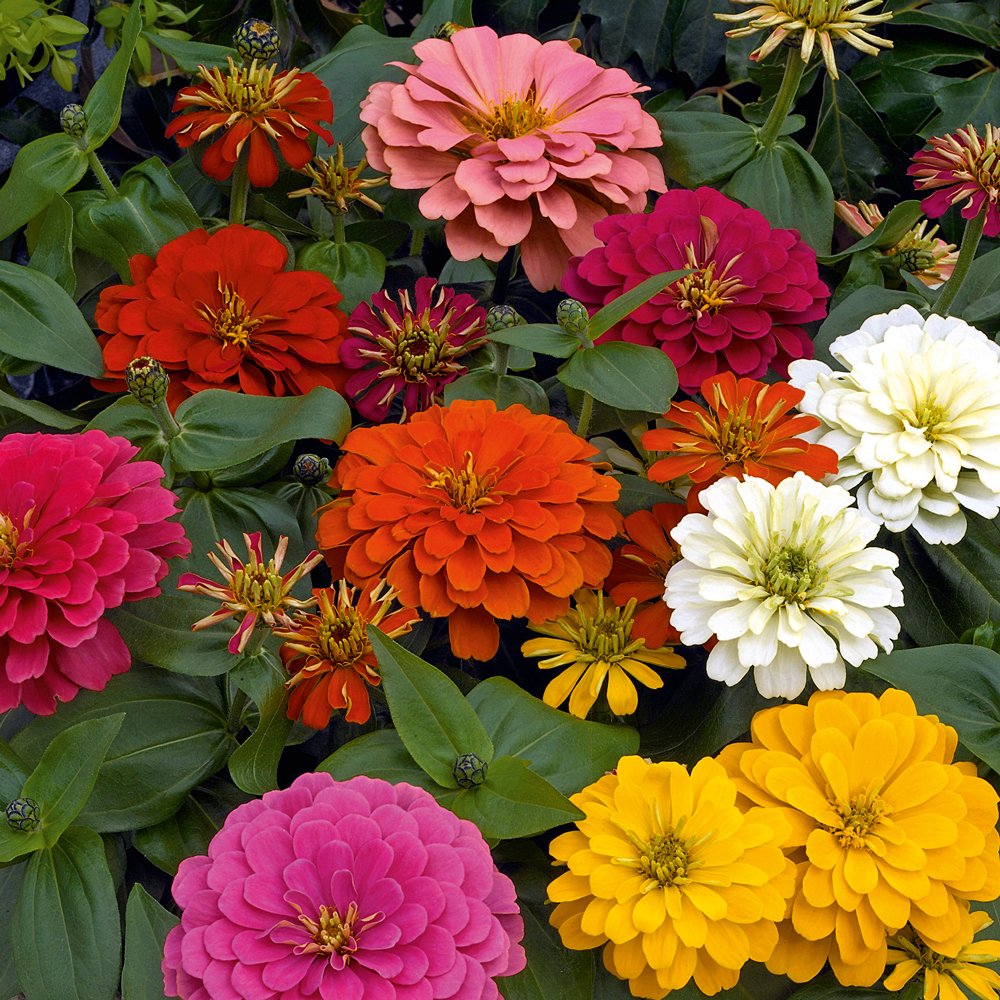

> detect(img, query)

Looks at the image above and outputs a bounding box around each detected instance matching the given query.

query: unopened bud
[125,356,169,408]
[6,797,40,832]
[556,298,590,336]
[293,453,331,486]
[59,103,87,139]
[453,753,488,789]
[485,305,523,335]
[234,18,280,62]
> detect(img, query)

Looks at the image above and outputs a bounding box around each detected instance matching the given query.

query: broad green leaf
[445,371,550,413]
[657,111,758,187]
[820,200,924,263]
[612,473,676,516]
[143,32,237,70]
[587,269,691,340]
[296,241,387,314]
[13,827,122,1000]
[829,250,885,309]
[894,2,998,43]
[344,219,409,255]
[489,0,549,31]
[83,0,144,150]
[0,861,25,998]
[672,0,731,86]
[863,65,948,144]
[925,72,1000,136]
[369,627,494,789]
[787,972,911,1000]
[122,884,179,1000]
[0,739,29,801]
[946,247,1000,322]
[0,385,84,430]
[559,342,678,413]
[489,323,581,358]
[27,195,75,294]
[411,0,474,37]
[580,0,671,76]
[812,286,925,366]
[317,729,441,792]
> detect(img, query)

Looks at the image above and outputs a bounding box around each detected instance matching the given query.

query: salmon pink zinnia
[360,26,665,292]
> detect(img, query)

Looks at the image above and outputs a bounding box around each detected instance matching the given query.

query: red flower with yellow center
[317,399,623,660]
[276,579,419,728]
[165,57,334,187]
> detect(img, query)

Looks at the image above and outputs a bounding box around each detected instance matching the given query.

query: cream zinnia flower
[789,305,1000,544]
[664,473,902,699]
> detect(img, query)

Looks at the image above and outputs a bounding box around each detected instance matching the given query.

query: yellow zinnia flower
[521,590,684,719]
[547,755,796,998]
[717,689,1000,987]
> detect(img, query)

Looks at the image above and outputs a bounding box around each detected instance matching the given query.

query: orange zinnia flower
[317,399,623,660]
[643,372,838,501]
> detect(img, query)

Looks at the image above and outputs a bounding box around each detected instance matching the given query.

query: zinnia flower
[339,277,487,422]
[317,399,622,660]
[276,579,420,728]
[665,473,903,699]
[788,304,1000,544]
[643,372,839,503]
[605,503,686,648]
[360,25,665,292]
[521,589,684,718]
[717,689,1000,986]
[885,911,1000,1000]
[561,187,829,392]
[548,755,795,998]
[288,145,388,215]
[0,430,188,714]
[162,771,526,999]
[909,124,1000,238]
[93,225,350,411]
[165,57,334,187]
[178,533,323,655]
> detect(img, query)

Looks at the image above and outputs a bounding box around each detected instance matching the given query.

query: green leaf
[559,342,678,413]
[317,729,442,792]
[0,861,25,998]
[445,371,550,414]
[587,269,692,340]
[0,261,104,376]
[489,323,581,358]
[489,0,549,31]
[143,32,237,70]
[411,0,474,37]
[786,977,891,1000]
[612,473,676,516]
[27,195,75,294]
[812,286,925,366]
[820,200,924,263]
[894,2,998,43]
[672,0,731,86]
[369,627,494,788]
[945,247,1000,322]
[656,112,758,187]
[0,385,84,430]
[296,241,387,314]
[925,72,1000,136]
[580,0,671,76]
[13,827,122,1000]
[122,884,179,1000]
[0,739,29,801]
[83,0,144,150]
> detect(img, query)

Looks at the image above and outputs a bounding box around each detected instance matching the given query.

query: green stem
[491,343,510,376]
[576,392,595,439]
[151,398,181,441]
[409,229,425,257]
[492,247,517,305]
[226,687,250,735]
[932,209,986,316]
[86,151,117,198]
[229,149,251,225]
[332,213,346,245]
[757,50,806,148]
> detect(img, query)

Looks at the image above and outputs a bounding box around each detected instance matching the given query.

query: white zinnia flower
[664,473,903,699]
[788,304,1000,544]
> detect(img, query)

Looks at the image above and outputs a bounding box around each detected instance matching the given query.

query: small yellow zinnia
[547,755,796,998]
[521,590,684,718]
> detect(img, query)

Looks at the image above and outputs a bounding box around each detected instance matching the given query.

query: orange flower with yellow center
[317,399,622,660]
[717,689,1000,987]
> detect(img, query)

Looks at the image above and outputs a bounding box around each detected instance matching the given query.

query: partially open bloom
[715,0,892,79]
[789,304,1000,544]
[548,755,795,998]
[643,373,838,503]
[339,278,487,422]
[665,473,902,699]
[276,579,420,728]
[93,226,349,411]
[0,431,188,714]
[360,26,665,291]
[718,689,1000,986]
[178,533,323,654]
[317,399,622,660]
[162,771,525,999]
[909,125,1000,238]
[522,590,684,718]
[562,187,829,392]
[165,57,333,186]
[288,145,388,214]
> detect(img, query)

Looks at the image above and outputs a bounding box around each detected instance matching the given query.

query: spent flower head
[288,144,387,214]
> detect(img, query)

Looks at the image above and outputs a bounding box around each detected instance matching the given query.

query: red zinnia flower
[93,226,349,411]
[165,58,334,187]
[561,187,830,392]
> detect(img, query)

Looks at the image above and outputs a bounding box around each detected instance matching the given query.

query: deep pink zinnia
[340,277,487,422]
[162,771,526,1000]
[360,26,666,292]
[561,186,830,392]
[0,430,189,714]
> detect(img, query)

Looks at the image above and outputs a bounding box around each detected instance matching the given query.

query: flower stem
[491,343,510,376]
[576,392,595,439]
[229,150,251,225]
[757,50,806,148]
[932,209,986,316]
[492,246,517,305]
[409,229,425,258]
[151,397,181,441]
[86,151,117,198]
[332,213,346,245]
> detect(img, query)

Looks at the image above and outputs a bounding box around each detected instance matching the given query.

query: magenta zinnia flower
[162,771,526,1000]
[341,277,487,422]
[360,26,665,292]
[908,124,1000,237]
[561,186,830,392]
[0,430,188,714]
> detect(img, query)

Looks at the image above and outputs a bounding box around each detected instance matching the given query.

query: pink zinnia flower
[341,277,487,422]
[162,771,526,1000]
[908,124,1000,237]
[561,186,830,392]
[360,26,665,292]
[0,430,188,714]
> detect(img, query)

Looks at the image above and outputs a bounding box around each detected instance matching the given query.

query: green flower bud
[453,753,488,789]
[6,797,40,832]
[485,305,523,335]
[125,356,170,408]
[293,453,332,486]
[59,103,87,139]
[556,298,590,336]
[233,18,280,62]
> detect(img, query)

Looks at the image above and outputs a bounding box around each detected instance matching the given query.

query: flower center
[425,451,499,512]
[673,246,746,318]
[639,833,692,887]
[478,92,552,141]
[291,902,383,961]
[570,594,646,664]
[832,792,890,848]
[316,607,368,665]
[198,284,265,349]
[889,926,962,975]
[390,310,458,381]
[761,541,825,600]
[912,396,949,441]
[0,510,31,570]
[182,57,304,120]
[889,221,953,276]
[230,562,288,613]
[712,414,765,464]
[768,0,856,28]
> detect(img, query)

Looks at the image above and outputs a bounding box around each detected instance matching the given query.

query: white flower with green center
[788,304,1000,544]
[665,473,902,699]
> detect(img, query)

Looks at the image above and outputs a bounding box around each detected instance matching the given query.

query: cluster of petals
[360,26,665,291]
[547,754,795,998]
[789,304,1000,544]
[94,225,349,412]
[561,187,829,392]
[718,689,1000,986]
[317,399,622,660]
[162,771,525,999]
[0,430,188,714]
[665,473,903,699]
